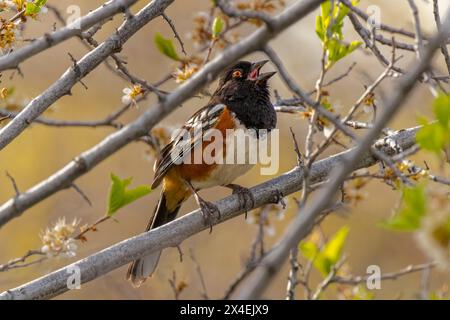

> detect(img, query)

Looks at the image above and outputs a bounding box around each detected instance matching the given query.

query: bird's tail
[127,189,183,287]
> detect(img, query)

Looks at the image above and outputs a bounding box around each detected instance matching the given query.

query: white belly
[191,163,254,189]
[190,123,270,190]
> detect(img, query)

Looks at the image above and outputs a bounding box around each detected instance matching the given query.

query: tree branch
[433,0,450,75]
[217,0,275,29]
[332,262,437,285]
[0,0,175,151]
[0,126,420,300]
[0,0,140,71]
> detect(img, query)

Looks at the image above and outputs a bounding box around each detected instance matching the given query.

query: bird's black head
[214,60,276,104]
[213,60,277,130]
[218,60,276,89]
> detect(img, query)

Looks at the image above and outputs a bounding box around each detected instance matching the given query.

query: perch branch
[0,126,420,300]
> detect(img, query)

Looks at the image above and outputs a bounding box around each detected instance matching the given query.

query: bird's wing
[151,103,227,189]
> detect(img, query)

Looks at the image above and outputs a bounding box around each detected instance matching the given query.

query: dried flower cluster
[236,0,285,26]
[175,0,286,84]
[0,18,20,51]
[174,64,199,84]
[344,172,370,205]
[383,160,428,183]
[0,0,48,52]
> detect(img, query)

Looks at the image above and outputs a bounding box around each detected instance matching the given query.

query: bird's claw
[226,184,255,219]
[198,199,220,233]
[271,190,286,209]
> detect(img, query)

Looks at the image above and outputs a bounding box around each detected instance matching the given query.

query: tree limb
[0,0,140,71]
[0,126,420,300]
[0,0,175,151]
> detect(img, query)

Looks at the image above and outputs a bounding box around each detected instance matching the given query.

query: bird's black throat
[216,81,277,131]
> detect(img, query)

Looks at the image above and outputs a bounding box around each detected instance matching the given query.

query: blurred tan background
[0,0,449,299]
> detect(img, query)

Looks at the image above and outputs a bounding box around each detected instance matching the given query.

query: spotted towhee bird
[127,60,277,286]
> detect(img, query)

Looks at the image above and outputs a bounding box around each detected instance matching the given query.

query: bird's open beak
[257,71,277,83]
[248,60,269,81]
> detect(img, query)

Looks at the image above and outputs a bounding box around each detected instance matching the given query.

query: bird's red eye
[232,70,242,78]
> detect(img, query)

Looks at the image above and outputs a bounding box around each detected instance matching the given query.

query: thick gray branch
[0,0,139,71]
[0,0,174,151]
[0,127,419,300]
[0,0,324,228]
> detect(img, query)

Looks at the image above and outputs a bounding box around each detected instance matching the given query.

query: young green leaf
[212,16,224,38]
[299,241,319,261]
[433,92,450,128]
[416,93,450,155]
[154,33,180,61]
[315,15,326,41]
[35,0,48,6]
[299,241,328,276]
[416,122,447,153]
[107,174,152,217]
[300,226,350,276]
[25,0,47,16]
[322,225,350,267]
[25,3,40,15]
[379,184,427,232]
[316,0,361,68]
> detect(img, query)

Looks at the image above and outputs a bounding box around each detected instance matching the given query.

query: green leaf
[433,93,450,128]
[300,226,350,276]
[212,16,224,38]
[320,1,331,19]
[322,226,350,267]
[379,184,427,232]
[107,174,152,216]
[416,93,450,157]
[316,0,360,68]
[25,0,47,15]
[315,16,325,41]
[348,40,362,53]
[417,122,447,153]
[299,241,328,276]
[154,33,179,61]
[326,39,361,68]
[299,241,319,260]
[25,3,40,15]
[35,0,48,6]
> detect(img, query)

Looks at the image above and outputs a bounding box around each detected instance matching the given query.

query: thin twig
[74,216,110,241]
[71,184,92,207]
[162,12,187,55]
[5,171,20,196]
[0,250,45,272]
[189,248,209,300]
[286,246,299,300]
[433,0,450,75]
[333,262,437,285]
[217,0,274,29]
